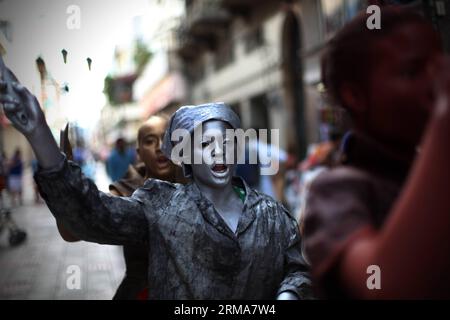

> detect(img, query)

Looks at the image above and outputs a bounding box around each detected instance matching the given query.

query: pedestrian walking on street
[7,148,23,207]
[106,137,135,182]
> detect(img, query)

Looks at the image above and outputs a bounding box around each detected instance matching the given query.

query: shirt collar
[184,176,259,237]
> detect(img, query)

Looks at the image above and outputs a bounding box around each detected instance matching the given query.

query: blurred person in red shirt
[303,6,450,298]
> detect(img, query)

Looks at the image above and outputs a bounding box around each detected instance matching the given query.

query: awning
[140,72,186,118]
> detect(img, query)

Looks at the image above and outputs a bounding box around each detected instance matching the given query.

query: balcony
[186,0,230,38]
[175,29,199,60]
[176,22,199,59]
[221,0,276,16]
[176,18,218,60]
[221,0,260,6]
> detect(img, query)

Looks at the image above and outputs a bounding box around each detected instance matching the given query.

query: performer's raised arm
[0,59,151,245]
[0,57,64,170]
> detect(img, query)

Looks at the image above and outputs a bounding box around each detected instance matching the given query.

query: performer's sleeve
[34,158,154,246]
[277,205,314,299]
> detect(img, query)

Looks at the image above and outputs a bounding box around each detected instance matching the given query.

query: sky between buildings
[0,0,183,131]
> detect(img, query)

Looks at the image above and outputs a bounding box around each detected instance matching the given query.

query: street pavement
[0,163,126,300]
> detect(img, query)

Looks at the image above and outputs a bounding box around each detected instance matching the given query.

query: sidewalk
[0,163,126,300]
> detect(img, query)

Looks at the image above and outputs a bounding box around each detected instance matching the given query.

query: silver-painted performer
[0,59,312,300]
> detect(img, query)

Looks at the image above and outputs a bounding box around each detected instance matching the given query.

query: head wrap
[162,102,241,177]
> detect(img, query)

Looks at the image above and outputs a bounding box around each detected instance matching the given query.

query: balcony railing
[186,0,230,37]
[221,0,260,5]
[220,0,261,10]
[175,20,212,59]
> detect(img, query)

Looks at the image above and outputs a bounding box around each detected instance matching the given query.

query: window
[187,61,205,84]
[244,26,265,53]
[214,39,234,70]
[321,0,367,40]
[0,20,12,41]
[229,102,241,119]
[249,93,270,132]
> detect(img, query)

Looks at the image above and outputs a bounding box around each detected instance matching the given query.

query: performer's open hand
[0,56,63,169]
[0,56,46,137]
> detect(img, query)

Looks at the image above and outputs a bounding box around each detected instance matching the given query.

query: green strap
[233,186,246,203]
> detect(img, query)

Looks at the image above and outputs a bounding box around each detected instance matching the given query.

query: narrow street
[0,163,126,299]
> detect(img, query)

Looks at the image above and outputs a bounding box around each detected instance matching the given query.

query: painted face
[137,116,176,180]
[190,120,236,189]
[364,22,443,150]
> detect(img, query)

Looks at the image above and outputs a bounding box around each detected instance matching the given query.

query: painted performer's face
[190,120,236,189]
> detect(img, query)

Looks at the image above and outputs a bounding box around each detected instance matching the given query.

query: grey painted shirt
[35,159,312,300]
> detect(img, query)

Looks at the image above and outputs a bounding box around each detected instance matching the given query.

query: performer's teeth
[213,164,227,172]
